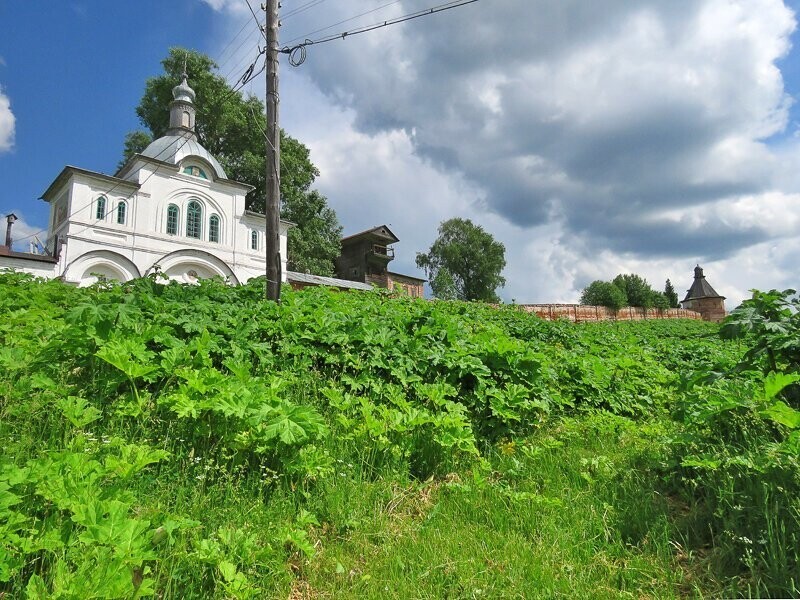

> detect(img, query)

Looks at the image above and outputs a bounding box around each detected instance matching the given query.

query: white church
[0,73,301,287]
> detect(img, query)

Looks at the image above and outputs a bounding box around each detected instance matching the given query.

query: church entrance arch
[148,249,239,285]
[62,250,141,287]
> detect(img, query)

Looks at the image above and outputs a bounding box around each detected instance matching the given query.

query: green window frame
[183,165,207,179]
[95,196,106,220]
[186,200,202,239]
[250,230,258,250]
[209,214,220,243]
[116,201,127,225]
[166,204,179,235]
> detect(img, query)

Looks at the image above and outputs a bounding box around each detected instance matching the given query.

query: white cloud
[200,0,248,15]
[3,212,42,252]
[0,85,15,153]
[201,0,800,307]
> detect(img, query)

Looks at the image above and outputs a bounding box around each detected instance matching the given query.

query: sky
[2,0,800,306]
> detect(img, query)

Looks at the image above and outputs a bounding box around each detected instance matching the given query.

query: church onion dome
[136,71,227,179]
[172,74,196,103]
[140,136,228,179]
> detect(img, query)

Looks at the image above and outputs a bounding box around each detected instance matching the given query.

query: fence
[514,304,702,323]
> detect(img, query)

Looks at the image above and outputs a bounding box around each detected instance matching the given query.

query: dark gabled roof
[683,265,725,301]
[341,225,399,245]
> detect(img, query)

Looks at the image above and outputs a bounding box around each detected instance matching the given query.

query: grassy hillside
[1,272,798,598]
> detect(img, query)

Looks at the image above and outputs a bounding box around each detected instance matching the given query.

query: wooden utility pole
[265,0,281,302]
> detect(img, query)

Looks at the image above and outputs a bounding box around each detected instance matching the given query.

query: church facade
[1,74,290,287]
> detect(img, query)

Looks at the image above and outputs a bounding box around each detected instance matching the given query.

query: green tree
[122,47,342,276]
[664,279,679,308]
[580,280,627,310]
[282,190,342,275]
[612,274,657,308]
[416,218,506,302]
[648,290,671,309]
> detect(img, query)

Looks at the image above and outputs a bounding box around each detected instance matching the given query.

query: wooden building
[335,225,425,297]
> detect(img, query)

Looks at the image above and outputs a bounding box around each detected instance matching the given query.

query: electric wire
[15,20,266,249]
[211,47,267,109]
[243,0,266,40]
[15,46,264,247]
[14,132,197,247]
[282,0,403,47]
[217,26,260,74]
[246,102,280,187]
[215,14,257,67]
[219,26,264,80]
[17,1,467,252]
[281,0,480,66]
[282,0,328,20]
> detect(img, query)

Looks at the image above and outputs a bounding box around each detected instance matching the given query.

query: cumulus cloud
[3,212,41,252]
[204,0,800,306]
[0,85,15,153]
[200,0,248,15]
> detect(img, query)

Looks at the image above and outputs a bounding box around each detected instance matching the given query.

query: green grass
[2,272,798,598]
[301,416,697,599]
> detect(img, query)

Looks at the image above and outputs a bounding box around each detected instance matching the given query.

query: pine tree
[664,279,679,308]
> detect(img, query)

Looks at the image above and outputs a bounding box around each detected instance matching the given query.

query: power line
[282,0,328,20]
[215,14,258,67]
[243,0,266,40]
[281,0,480,66]
[283,0,403,47]
[16,25,265,249]
[217,19,259,71]
[219,26,263,77]
[14,39,266,245]
[210,47,268,110]
[14,133,197,247]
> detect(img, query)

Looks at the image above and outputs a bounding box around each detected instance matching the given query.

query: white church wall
[0,256,59,279]
[21,75,292,288]
[49,163,290,287]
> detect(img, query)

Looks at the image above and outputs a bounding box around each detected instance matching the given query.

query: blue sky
[0,1,222,230]
[2,1,800,305]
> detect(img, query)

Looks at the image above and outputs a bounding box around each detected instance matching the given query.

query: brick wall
[514,304,702,323]
[387,273,425,298]
[682,297,726,323]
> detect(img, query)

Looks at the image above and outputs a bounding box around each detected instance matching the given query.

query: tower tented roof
[683,265,725,301]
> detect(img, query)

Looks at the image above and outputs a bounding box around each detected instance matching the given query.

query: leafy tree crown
[122,47,342,276]
[416,218,506,302]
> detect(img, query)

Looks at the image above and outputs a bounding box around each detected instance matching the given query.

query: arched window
[186,200,202,239]
[166,204,179,235]
[95,196,106,220]
[209,214,220,243]
[251,230,259,250]
[116,201,127,225]
[182,165,207,179]
[182,110,191,128]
